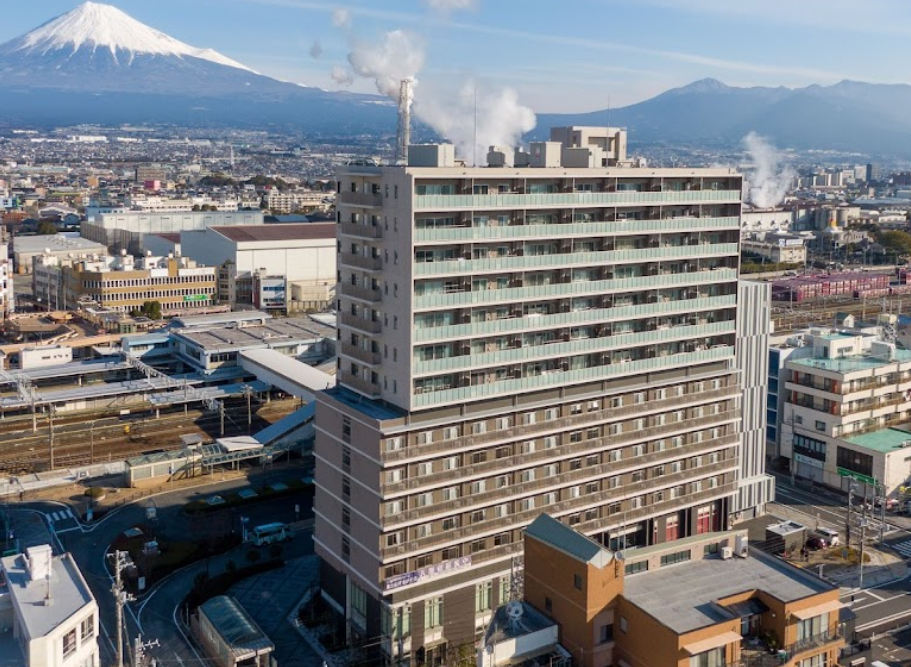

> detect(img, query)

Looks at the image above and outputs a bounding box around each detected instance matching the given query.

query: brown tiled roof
[210,223,336,243]
[150,233,181,243]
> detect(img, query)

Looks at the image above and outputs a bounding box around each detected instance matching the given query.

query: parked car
[806,537,827,550]
[815,527,840,546]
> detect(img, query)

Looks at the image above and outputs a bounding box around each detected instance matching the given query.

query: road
[9,464,315,667]
[769,474,911,636]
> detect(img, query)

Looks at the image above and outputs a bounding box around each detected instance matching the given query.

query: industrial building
[11,234,107,275]
[771,272,890,302]
[179,223,337,313]
[82,210,264,254]
[314,127,767,663]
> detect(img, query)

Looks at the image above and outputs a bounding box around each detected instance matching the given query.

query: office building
[0,544,100,667]
[315,127,745,664]
[33,252,217,315]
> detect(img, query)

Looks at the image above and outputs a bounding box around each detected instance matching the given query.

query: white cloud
[331,7,351,28]
[330,65,354,86]
[422,0,477,12]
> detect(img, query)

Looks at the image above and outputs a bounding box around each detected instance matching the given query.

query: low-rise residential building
[780,326,911,496]
[0,544,100,667]
[264,189,333,214]
[521,514,843,667]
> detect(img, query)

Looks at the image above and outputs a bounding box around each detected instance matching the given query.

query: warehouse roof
[210,223,336,243]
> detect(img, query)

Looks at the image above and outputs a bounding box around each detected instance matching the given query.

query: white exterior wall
[24,605,98,667]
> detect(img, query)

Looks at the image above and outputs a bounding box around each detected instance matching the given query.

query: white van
[815,527,840,547]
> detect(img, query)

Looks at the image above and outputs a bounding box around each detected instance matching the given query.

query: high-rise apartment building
[315,127,746,665]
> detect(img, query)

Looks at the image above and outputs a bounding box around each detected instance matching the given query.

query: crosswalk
[889,539,911,558]
[47,508,75,524]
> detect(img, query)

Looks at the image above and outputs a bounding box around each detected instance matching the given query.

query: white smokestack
[743,132,795,208]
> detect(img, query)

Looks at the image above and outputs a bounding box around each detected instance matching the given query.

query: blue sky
[4,0,911,112]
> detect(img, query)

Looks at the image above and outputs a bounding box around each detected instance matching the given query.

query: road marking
[857,606,911,632]
[890,539,911,559]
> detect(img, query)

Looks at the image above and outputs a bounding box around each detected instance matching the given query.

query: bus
[251,522,290,546]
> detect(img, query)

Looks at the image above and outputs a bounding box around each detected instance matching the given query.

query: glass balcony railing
[414,244,739,276]
[410,345,734,409]
[413,321,736,375]
[413,268,738,310]
[413,190,741,210]
[414,216,739,243]
[413,294,736,342]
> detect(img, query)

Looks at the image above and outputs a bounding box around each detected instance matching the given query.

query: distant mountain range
[2,3,911,154]
[537,78,911,154]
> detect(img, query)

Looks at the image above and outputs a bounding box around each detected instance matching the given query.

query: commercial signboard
[384,556,472,592]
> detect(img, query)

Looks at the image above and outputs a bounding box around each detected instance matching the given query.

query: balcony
[340,312,382,334]
[340,342,381,366]
[413,268,738,311]
[413,216,740,243]
[340,283,383,303]
[412,190,741,211]
[383,435,739,510]
[381,456,738,538]
[413,243,739,277]
[340,371,381,398]
[739,630,841,667]
[340,222,383,239]
[341,252,383,271]
[339,191,383,208]
[384,385,736,461]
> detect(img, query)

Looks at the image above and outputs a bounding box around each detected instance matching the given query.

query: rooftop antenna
[395,78,413,166]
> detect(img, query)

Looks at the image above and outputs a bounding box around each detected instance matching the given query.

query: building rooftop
[210,223,336,243]
[526,514,614,568]
[0,549,95,641]
[149,232,181,243]
[484,601,557,648]
[170,310,272,329]
[846,427,911,454]
[13,234,107,254]
[788,349,911,373]
[622,550,834,634]
[174,316,335,352]
[199,595,273,659]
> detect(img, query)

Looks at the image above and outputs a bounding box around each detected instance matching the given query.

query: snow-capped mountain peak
[5,1,256,72]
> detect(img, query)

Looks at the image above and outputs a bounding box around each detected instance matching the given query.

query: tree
[138,301,162,320]
[35,220,58,235]
[878,230,911,258]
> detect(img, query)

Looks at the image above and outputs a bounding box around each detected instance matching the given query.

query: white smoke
[341,26,535,164]
[309,39,323,59]
[347,30,425,99]
[422,0,477,12]
[417,82,536,165]
[330,65,354,87]
[332,7,351,28]
[742,132,795,208]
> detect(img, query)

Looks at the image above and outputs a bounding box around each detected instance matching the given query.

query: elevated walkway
[239,349,335,401]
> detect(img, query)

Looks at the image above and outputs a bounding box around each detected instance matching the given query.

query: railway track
[772,293,910,332]
[0,397,301,475]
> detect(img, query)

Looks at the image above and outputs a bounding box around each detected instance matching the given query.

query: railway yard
[0,396,301,475]
[772,292,911,332]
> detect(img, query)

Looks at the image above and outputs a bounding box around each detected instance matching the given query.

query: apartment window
[495,475,510,489]
[544,492,557,505]
[545,408,559,421]
[815,420,826,432]
[441,486,459,501]
[496,446,512,459]
[520,497,535,511]
[544,436,558,449]
[471,539,486,554]
[470,479,487,495]
[620,617,628,634]
[523,411,537,425]
[573,573,583,589]
[497,416,512,430]
[544,463,559,477]
[342,507,351,530]
[599,624,615,644]
[63,629,77,658]
[415,554,433,568]
[386,531,402,548]
[385,437,403,452]
[571,403,583,415]
[443,426,459,440]
[81,615,94,643]
[690,647,725,667]
[624,561,647,575]
[385,468,404,484]
[589,400,600,411]
[415,523,432,539]
[632,444,645,457]
[442,456,458,471]
[611,396,623,408]
[545,597,553,612]
[471,451,488,464]
[661,550,691,566]
[471,509,486,523]
[424,597,443,629]
[342,536,351,561]
[609,476,621,489]
[494,532,512,546]
[342,477,351,499]
[416,492,434,507]
[442,517,460,531]
[521,441,536,454]
[609,449,621,462]
[418,431,433,445]
[417,461,433,477]
[494,504,509,518]
[473,421,487,434]
[475,582,493,613]
[634,392,645,404]
[442,546,460,560]
[568,485,581,499]
[499,578,510,604]
[569,431,583,443]
[386,500,404,516]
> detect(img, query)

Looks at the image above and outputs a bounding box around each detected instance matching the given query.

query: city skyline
[3,0,911,114]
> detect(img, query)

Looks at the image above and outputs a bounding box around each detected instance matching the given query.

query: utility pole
[133,634,160,667]
[220,401,225,437]
[244,385,252,434]
[847,483,854,547]
[110,550,134,667]
[859,519,868,590]
[48,405,55,471]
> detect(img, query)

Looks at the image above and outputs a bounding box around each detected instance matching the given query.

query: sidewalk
[814,546,909,590]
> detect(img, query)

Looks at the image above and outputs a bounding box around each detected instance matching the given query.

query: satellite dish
[506,600,524,620]
[615,550,625,561]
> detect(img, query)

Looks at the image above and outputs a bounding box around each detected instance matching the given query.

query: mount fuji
[0,2,394,131]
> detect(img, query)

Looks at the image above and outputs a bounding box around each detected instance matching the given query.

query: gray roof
[13,234,107,254]
[0,551,96,640]
[525,514,613,567]
[200,596,273,657]
[622,550,835,634]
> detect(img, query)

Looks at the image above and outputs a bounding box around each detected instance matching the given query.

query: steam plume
[332,7,351,28]
[422,0,477,11]
[309,39,323,59]
[417,82,536,165]
[331,65,354,86]
[742,132,795,208]
[347,30,425,99]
